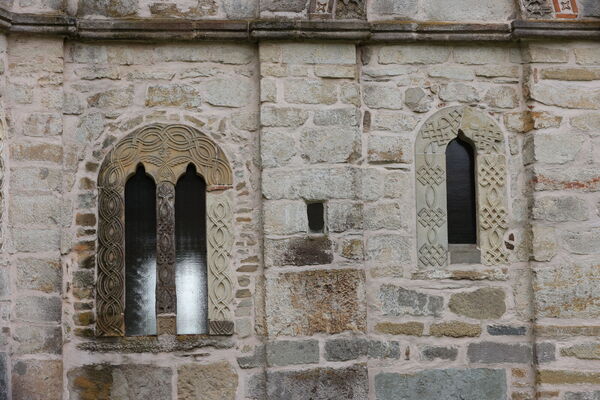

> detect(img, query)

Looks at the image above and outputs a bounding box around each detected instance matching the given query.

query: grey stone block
[535,342,556,364]
[266,365,368,400]
[15,296,61,323]
[0,269,9,299]
[368,340,401,359]
[487,325,527,336]
[467,342,532,364]
[237,345,265,369]
[325,338,368,361]
[379,285,443,317]
[375,368,506,400]
[267,340,319,366]
[580,0,600,17]
[13,325,62,354]
[0,353,7,400]
[565,392,600,400]
[261,0,307,12]
[421,346,458,361]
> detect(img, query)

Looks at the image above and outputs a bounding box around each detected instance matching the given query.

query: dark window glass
[307,202,325,233]
[125,165,157,336]
[175,164,208,334]
[446,137,477,244]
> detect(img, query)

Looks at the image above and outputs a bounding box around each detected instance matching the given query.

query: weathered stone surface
[324,338,368,361]
[22,112,62,136]
[485,86,518,109]
[571,113,600,132]
[267,340,319,366]
[262,106,308,128]
[237,344,265,369]
[540,67,600,81]
[264,201,307,235]
[530,83,600,109]
[404,87,432,112]
[10,195,60,226]
[535,262,600,318]
[561,344,600,360]
[11,142,63,163]
[364,202,406,230]
[284,79,337,105]
[370,0,417,16]
[562,228,600,254]
[15,296,61,323]
[368,340,401,359]
[525,46,569,63]
[366,234,412,271]
[430,321,481,337]
[363,85,403,109]
[261,130,296,168]
[327,202,363,232]
[538,370,600,385]
[467,342,531,364]
[379,45,450,64]
[265,365,368,400]
[376,368,506,400]
[536,342,556,363]
[487,325,526,335]
[315,65,356,79]
[565,392,600,400]
[261,0,307,12]
[145,84,201,108]
[533,195,589,222]
[88,86,134,108]
[267,269,366,336]
[454,47,509,64]
[280,43,356,65]
[368,135,411,163]
[13,360,62,400]
[575,48,600,65]
[580,0,600,16]
[178,362,237,400]
[533,133,585,164]
[532,225,557,262]
[339,237,363,260]
[379,285,443,317]
[205,78,251,107]
[536,325,600,338]
[372,111,419,132]
[449,288,506,319]
[13,324,61,354]
[0,353,6,400]
[77,0,138,16]
[263,166,359,200]
[69,364,172,400]
[12,227,60,252]
[375,321,424,336]
[421,346,458,361]
[301,126,360,163]
[428,65,475,80]
[265,237,332,267]
[438,83,480,103]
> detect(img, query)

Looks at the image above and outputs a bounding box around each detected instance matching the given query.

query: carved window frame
[96,123,234,337]
[415,106,508,270]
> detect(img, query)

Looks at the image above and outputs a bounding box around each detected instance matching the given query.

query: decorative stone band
[415,107,509,272]
[96,123,234,337]
[0,8,599,41]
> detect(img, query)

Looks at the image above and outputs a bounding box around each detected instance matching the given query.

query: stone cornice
[0,7,599,41]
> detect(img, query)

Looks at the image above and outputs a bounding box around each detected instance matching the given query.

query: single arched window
[125,165,157,336]
[97,124,235,337]
[446,136,477,245]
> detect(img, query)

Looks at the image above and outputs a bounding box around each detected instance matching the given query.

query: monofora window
[415,107,509,271]
[96,124,234,337]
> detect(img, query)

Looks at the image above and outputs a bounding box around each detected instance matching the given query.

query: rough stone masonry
[0,0,599,399]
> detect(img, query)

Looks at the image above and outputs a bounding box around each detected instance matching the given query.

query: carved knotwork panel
[97,123,234,337]
[415,107,509,271]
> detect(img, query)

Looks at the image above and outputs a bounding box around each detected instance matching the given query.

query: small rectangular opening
[307,202,325,233]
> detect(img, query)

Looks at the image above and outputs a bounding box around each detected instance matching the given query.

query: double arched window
[96,124,234,337]
[415,107,509,271]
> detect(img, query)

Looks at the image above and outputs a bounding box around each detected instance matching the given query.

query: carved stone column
[206,188,234,335]
[156,181,177,334]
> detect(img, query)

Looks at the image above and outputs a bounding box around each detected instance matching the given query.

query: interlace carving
[97,123,233,336]
[522,0,553,17]
[156,182,176,315]
[415,107,509,270]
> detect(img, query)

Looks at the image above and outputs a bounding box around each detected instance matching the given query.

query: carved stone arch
[415,106,508,271]
[96,123,234,336]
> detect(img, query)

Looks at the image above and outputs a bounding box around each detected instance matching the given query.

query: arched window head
[96,124,234,337]
[415,107,509,272]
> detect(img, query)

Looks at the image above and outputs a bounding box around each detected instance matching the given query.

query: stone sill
[0,8,599,41]
[77,334,235,353]
[448,243,481,265]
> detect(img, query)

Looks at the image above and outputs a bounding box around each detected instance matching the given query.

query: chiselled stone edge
[0,9,599,41]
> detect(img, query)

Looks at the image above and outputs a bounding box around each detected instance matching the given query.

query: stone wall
[0,10,599,399]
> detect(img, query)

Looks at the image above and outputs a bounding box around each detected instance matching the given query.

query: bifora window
[415,106,509,271]
[96,123,235,337]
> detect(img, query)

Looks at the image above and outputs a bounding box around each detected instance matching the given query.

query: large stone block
[0,354,6,400]
[368,135,411,163]
[375,368,506,400]
[12,325,61,354]
[262,106,309,128]
[327,201,363,232]
[530,83,600,109]
[562,228,600,254]
[178,362,237,400]
[261,0,307,12]
[11,167,62,192]
[430,321,481,337]
[453,47,510,64]
[264,201,307,235]
[280,43,356,65]
[88,86,134,108]
[533,133,585,164]
[265,237,333,267]
[12,227,60,252]
[0,269,8,299]
[156,44,253,64]
[13,360,62,400]
[565,392,600,400]
[15,296,61,323]
[533,195,589,222]
[366,235,413,267]
[284,79,338,105]
[449,288,506,319]
[421,346,458,361]
[10,195,61,226]
[534,165,600,192]
[561,344,600,360]
[300,126,360,163]
[575,48,600,65]
[205,78,252,107]
[538,371,600,385]
[145,84,201,109]
[22,112,62,137]
[263,166,359,200]
[535,261,600,318]
[439,83,480,103]
[265,365,368,400]
[378,45,451,64]
[379,285,443,317]
[423,0,515,21]
[77,0,139,17]
[261,130,296,168]
[364,202,406,230]
[363,85,403,109]
[370,0,417,16]
[267,269,366,336]
[10,142,63,163]
[372,111,419,131]
[467,342,532,364]
[69,364,172,400]
[267,340,319,366]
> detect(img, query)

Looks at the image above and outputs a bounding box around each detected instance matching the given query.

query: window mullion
[156,181,177,334]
